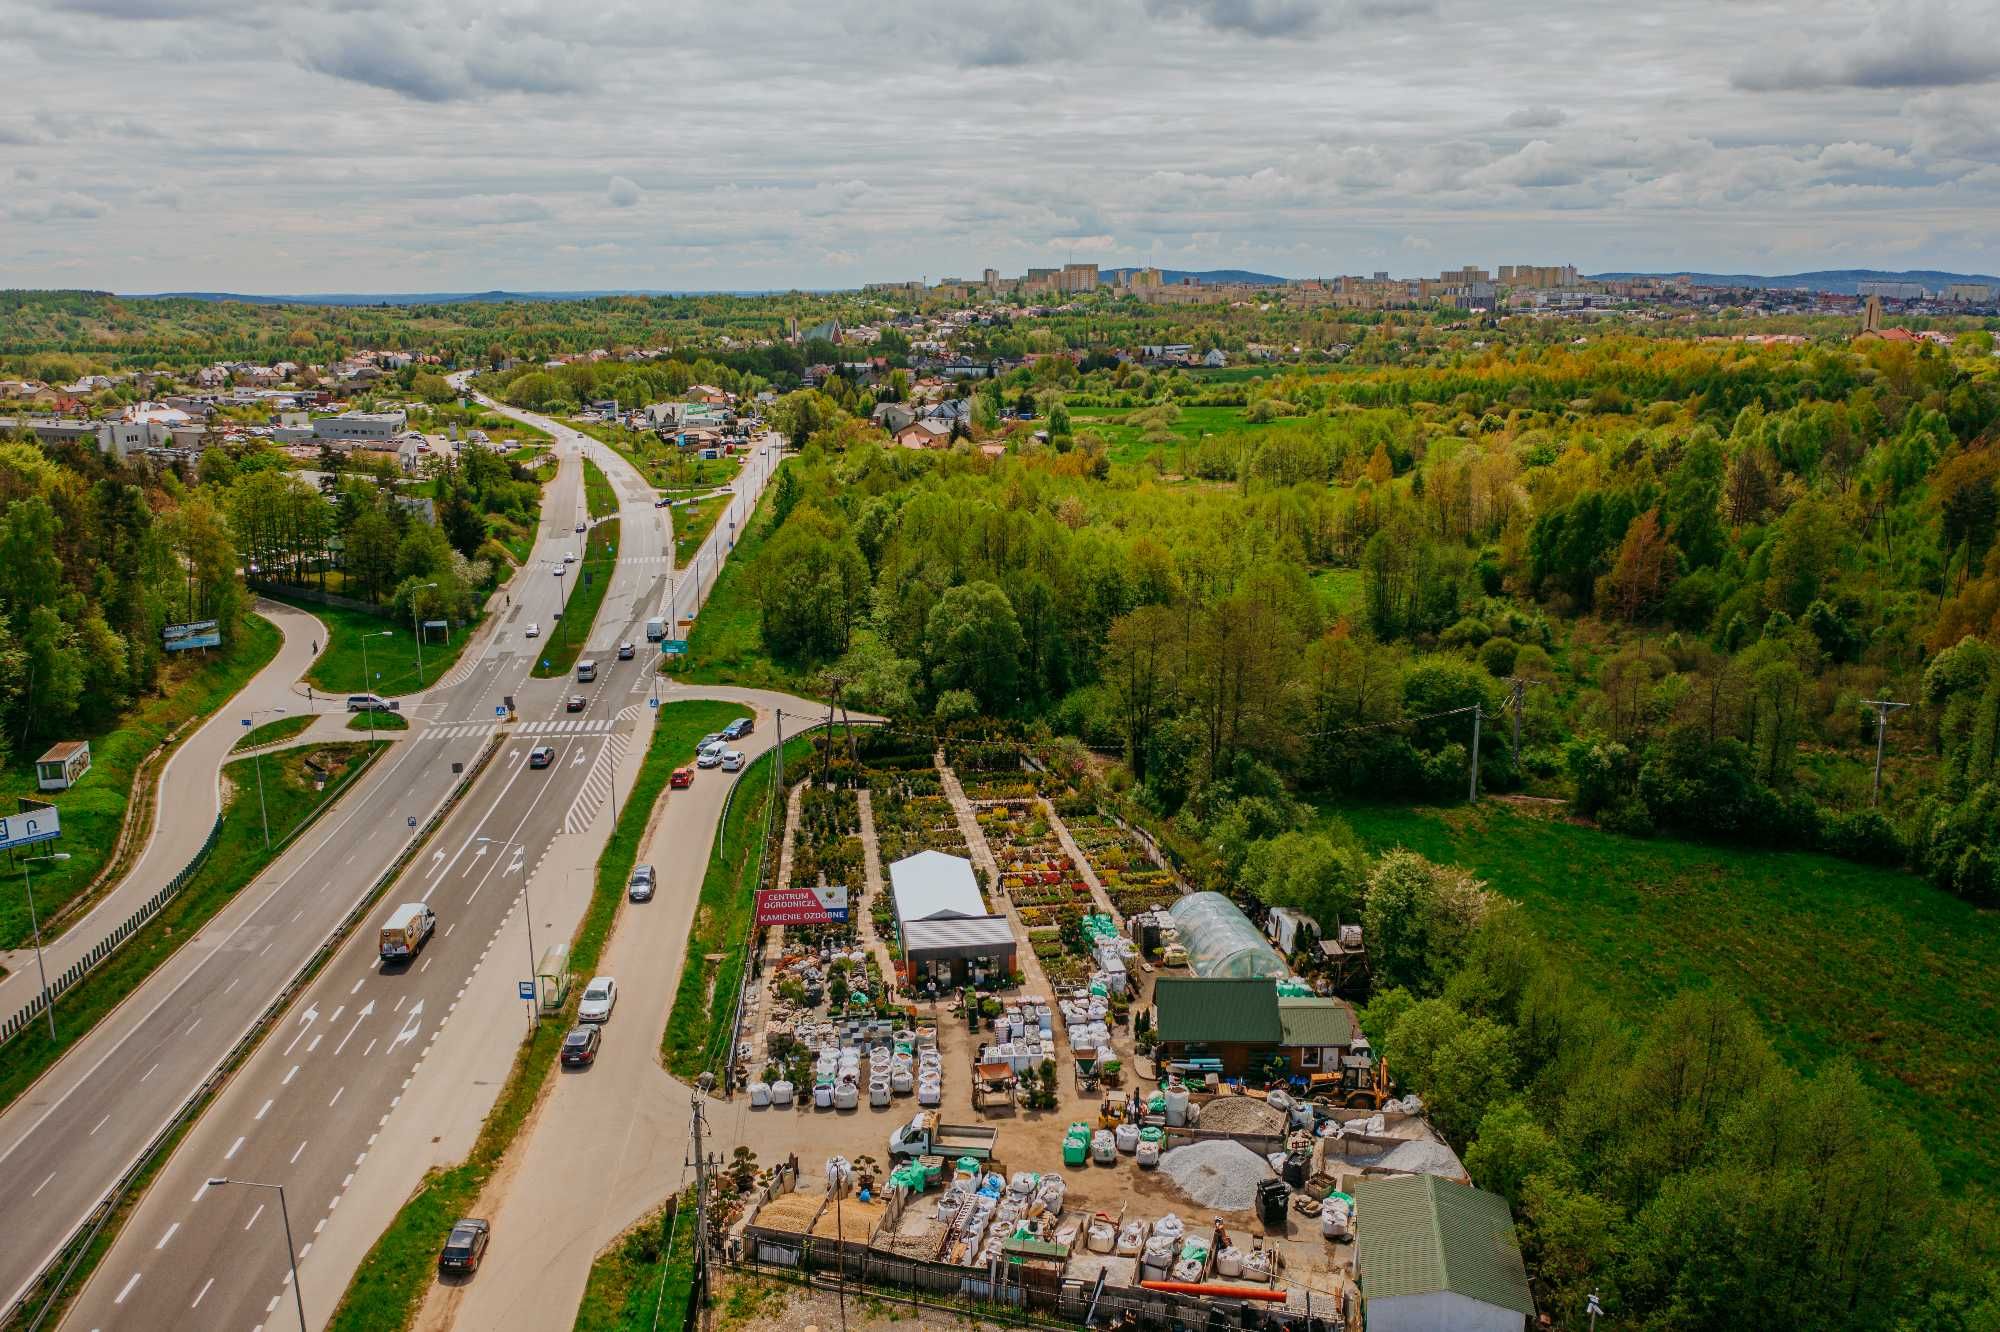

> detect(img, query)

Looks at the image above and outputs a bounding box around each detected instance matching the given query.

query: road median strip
[4,734,502,1332]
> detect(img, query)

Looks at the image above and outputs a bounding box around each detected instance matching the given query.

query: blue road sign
[496,705,508,717]
[518,981,535,1001]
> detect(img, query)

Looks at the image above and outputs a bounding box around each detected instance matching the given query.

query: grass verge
[1337,800,2000,1194]
[531,519,619,678]
[349,711,410,733]
[672,464,813,695]
[572,1193,695,1332]
[663,732,815,1079]
[232,714,313,752]
[269,594,475,698]
[327,700,737,1332]
[583,456,617,521]
[670,494,728,567]
[0,610,280,951]
[0,741,383,1115]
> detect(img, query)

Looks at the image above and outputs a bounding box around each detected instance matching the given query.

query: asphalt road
[50,402,774,1330]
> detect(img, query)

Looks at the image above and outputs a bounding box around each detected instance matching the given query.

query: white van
[645,618,666,642]
[576,660,597,682]
[379,902,436,961]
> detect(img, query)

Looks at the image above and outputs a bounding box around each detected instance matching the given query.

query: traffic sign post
[518,981,536,1001]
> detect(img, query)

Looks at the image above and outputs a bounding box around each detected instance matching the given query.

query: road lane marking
[244,1202,263,1229]
[191,1277,213,1308]
[306,1034,322,1053]
[443,922,455,937]
[332,1000,374,1055]
[184,1016,201,1035]
[225,1135,244,1159]
[350,978,365,995]
[299,1242,311,1259]
[224,977,238,994]
[33,1171,55,1197]
[283,1064,298,1085]
[327,1006,344,1024]
[140,1062,159,1083]
[256,1099,273,1120]
[329,1086,344,1107]
[191,1180,211,1203]
[420,957,432,972]
[290,1140,308,1163]
[91,1114,109,1135]
[363,1039,377,1057]
[114,1272,140,1304]
[156,1222,179,1250]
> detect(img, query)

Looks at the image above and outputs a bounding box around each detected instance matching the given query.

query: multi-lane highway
[40,399,774,1330]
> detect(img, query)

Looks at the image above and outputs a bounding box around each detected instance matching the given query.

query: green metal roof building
[1151,977,1356,1081]
[1353,1175,1535,1332]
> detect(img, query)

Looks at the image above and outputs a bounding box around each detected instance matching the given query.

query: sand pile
[1158,1139,1272,1211]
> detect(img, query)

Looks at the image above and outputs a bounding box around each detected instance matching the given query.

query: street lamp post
[22,852,69,1039]
[207,1178,307,1332]
[240,706,287,849]
[357,630,393,738]
[412,581,438,688]
[479,837,536,1023]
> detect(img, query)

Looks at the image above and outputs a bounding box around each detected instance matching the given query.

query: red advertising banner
[754,886,850,926]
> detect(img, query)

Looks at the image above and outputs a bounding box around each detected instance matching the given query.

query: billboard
[754,884,850,927]
[163,620,222,651]
[0,807,60,852]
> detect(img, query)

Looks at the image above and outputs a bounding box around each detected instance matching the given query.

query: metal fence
[0,815,223,1046]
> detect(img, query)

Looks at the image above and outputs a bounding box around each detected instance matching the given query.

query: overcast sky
[4,0,2000,293]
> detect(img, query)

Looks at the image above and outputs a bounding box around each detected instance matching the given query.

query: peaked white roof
[889,851,984,925]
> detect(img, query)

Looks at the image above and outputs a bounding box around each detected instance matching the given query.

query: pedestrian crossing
[564,731,629,834]
[414,718,617,741]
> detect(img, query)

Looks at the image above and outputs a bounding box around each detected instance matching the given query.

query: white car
[552,563,565,577]
[578,976,617,1023]
[524,623,540,638]
[563,551,575,563]
[720,749,745,772]
[696,742,725,769]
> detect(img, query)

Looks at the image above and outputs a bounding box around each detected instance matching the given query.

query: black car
[566,694,587,712]
[561,1024,601,1066]
[529,745,555,769]
[439,1218,490,1275]
[722,716,754,741]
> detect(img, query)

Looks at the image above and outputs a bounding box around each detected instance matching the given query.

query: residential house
[1203,348,1228,368]
[1150,976,1358,1080]
[894,420,954,450]
[870,403,916,434]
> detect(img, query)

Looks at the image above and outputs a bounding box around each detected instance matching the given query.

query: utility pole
[690,1074,715,1329]
[820,675,848,784]
[1504,676,1543,778]
[1861,698,1910,805]
[1468,703,1482,804]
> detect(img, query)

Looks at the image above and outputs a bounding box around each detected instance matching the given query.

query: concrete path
[851,788,900,987]
[0,596,325,1002]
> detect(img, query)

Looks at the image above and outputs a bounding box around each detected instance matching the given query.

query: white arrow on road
[388,1001,424,1054]
[504,851,525,877]
[333,1000,375,1057]
[282,1005,320,1057]
[571,748,588,768]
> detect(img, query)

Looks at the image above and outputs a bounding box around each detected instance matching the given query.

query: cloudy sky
[4,0,1999,293]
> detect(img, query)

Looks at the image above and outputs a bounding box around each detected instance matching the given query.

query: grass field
[531,519,619,678]
[569,419,741,496]
[571,1195,696,1332]
[663,732,815,1079]
[272,595,474,698]
[672,465,824,698]
[1068,403,1272,466]
[349,711,409,733]
[670,494,728,567]
[233,714,313,751]
[0,610,280,952]
[583,456,617,520]
[1313,567,1364,618]
[0,741,382,1115]
[328,701,736,1332]
[1335,801,2000,1195]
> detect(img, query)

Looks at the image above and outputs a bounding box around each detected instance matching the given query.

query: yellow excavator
[1307,1040,1392,1111]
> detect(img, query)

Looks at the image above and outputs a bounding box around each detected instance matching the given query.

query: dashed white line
[256,1098,273,1120]
[33,1170,55,1197]
[140,1062,159,1083]
[191,1180,212,1203]
[156,1221,179,1250]
[363,1039,378,1057]
[91,1114,109,1135]
[420,957,432,973]
[290,1139,308,1164]
[191,1277,214,1308]
[283,1064,299,1085]
[350,978,366,995]
[225,1135,245,1160]
[306,1034,322,1053]
[224,977,239,995]
[329,1086,344,1108]
[245,1202,264,1230]
[185,1016,202,1035]
[113,1272,140,1305]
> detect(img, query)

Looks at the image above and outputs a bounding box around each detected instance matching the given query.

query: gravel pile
[1159,1139,1273,1211]
[1196,1096,1286,1136]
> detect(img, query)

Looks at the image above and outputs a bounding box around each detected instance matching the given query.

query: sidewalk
[0,597,324,1000]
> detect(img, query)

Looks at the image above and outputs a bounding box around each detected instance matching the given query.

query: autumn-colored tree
[1596,509,1680,623]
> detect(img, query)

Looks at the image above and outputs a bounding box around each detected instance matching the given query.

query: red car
[670,766,694,789]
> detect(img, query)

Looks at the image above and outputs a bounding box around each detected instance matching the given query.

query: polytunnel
[1166,892,1287,979]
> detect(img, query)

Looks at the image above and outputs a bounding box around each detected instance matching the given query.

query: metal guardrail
[0,815,223,1046]
[4,733,502,1331]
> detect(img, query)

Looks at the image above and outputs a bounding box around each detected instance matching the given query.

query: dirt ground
[710,1270,1022,1331]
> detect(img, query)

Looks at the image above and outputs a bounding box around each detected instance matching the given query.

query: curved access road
[0,596,326,1026]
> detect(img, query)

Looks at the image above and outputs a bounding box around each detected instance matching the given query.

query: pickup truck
[888,1112,997,1161]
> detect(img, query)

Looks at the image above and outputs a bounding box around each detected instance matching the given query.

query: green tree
[924,580,1023,712]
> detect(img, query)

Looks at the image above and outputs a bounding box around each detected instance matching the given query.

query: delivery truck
[888,1112,997,1161]
[379,902,437,962]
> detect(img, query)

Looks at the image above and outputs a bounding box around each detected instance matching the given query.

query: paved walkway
[0,597,325,1000]
[1038,796,1123,922]
[851,787,900,987]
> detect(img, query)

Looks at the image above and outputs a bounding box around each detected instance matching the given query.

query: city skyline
[4,0,1999,291]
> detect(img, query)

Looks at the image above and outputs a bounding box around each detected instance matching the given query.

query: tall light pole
[1861,697,1910,806]
[208,1178,306,1332]
[240,706,287,849]
[358,630,393,738]
[480,837,537,1023]
[411,581,438,688]
[22,851,69,1039]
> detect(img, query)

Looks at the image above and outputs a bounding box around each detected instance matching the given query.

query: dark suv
[722,716,754,741]
[561,1024,601,1066]
[439,1218,490,1275]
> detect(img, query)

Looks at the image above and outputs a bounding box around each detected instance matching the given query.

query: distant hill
[1101,267,1289,287]
[1590,268,2000,294]
[129,289,790,306]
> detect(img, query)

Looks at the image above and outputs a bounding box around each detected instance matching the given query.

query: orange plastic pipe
[1139,1280,1287,1301]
